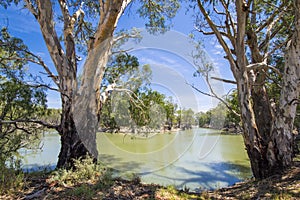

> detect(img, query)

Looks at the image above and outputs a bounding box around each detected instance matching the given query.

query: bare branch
[0,119,59,130]
[196,0,237,72]
[24,50,60,86]
[246,62,282,76]
[206,75,240,117]
[246,62,268,71]
[264,35,292,61]
[220,0,236,45]
[0,40,60,87]
[186,82,213,97]
[24,83,60,93]
[111,48,134,55]
[186,81,240,117]
[256,12,279,33]
[211,76,237,84]
[259,11,285,53]
[213,6,226,15]
[194,25,215,35]
[113,29,141,45]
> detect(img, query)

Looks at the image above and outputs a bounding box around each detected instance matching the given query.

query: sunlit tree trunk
[269,0,300,172]
[196,0,299,179]
[235,0,300,179]
[26,0,127,168]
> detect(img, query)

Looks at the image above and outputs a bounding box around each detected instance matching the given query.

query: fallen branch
[24,188,46,200]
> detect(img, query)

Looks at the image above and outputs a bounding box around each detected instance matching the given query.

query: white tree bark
[270,0,300,167]
[196,0,298,178]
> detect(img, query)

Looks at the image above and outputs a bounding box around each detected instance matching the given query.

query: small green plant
[94,168,114,190]
[66,184,95,199]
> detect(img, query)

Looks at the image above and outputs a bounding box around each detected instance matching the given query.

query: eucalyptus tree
[194,0,300,178]
[100,52,152,131]
[1,0,179,168]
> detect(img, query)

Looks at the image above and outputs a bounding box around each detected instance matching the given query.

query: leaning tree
[1,0,179,168]
[194,0,300,179]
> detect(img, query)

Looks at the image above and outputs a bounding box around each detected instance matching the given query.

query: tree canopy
[0,28,48,168]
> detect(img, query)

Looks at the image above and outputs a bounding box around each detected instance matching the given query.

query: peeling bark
[24,0,129,168]
[197,0,298,179]
[269,0,300,171]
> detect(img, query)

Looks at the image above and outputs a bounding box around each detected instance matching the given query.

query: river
[21,128,252,191]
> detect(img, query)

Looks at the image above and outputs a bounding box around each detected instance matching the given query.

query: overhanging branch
[0,119,59,130]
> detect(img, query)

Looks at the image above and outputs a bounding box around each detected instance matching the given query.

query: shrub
[0,159,24,195]
[48,155,113,187]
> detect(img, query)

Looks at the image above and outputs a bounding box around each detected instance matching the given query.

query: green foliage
[195,111,211,127]
[100,51,180,132]
[196,96,240,130]
[104,53,140,84]
[100,52,152,130]
[48,155,112,186]
[225,91,240,126]
[103,52,151,91]
[0,28,47,188]
[41,108,61,125]
[131,90,166,128]
[138,0,180,34]
[0,159,24,195]
[52,156,115,199]
[65,184,95,199]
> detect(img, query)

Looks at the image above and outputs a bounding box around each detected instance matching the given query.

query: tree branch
[186,82,213,97]
[211,76,237,84]
[24,0,38,18]
[24,83,60,93]
[0,119,59,130]
[196,0,237,74]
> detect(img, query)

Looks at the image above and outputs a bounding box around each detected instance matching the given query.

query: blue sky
[0,2,235,112]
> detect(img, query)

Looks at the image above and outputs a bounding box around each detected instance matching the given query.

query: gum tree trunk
[196,0,299,179]
[25,0,127,168]
[235,0,300,179]
[269,0,300,171]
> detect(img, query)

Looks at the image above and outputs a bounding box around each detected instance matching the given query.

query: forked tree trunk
[25,0,127,168]
[57,99,90,168]
[237,0,300,179]
[197,0,299,179]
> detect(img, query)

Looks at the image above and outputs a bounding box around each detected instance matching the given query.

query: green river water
[21,128,252,191]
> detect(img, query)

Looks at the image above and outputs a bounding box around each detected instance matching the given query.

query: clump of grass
[65,184,96,200]
[272,190,293,200]
[46,155,116,199]
[0,159,24,195]
[94,168,114,190]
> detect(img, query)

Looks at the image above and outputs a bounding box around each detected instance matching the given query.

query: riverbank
[2,161,299,199]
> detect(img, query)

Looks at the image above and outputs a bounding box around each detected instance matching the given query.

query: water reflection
[98,128,252,190]
[21,128,252,190]
[20,132,60,172]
